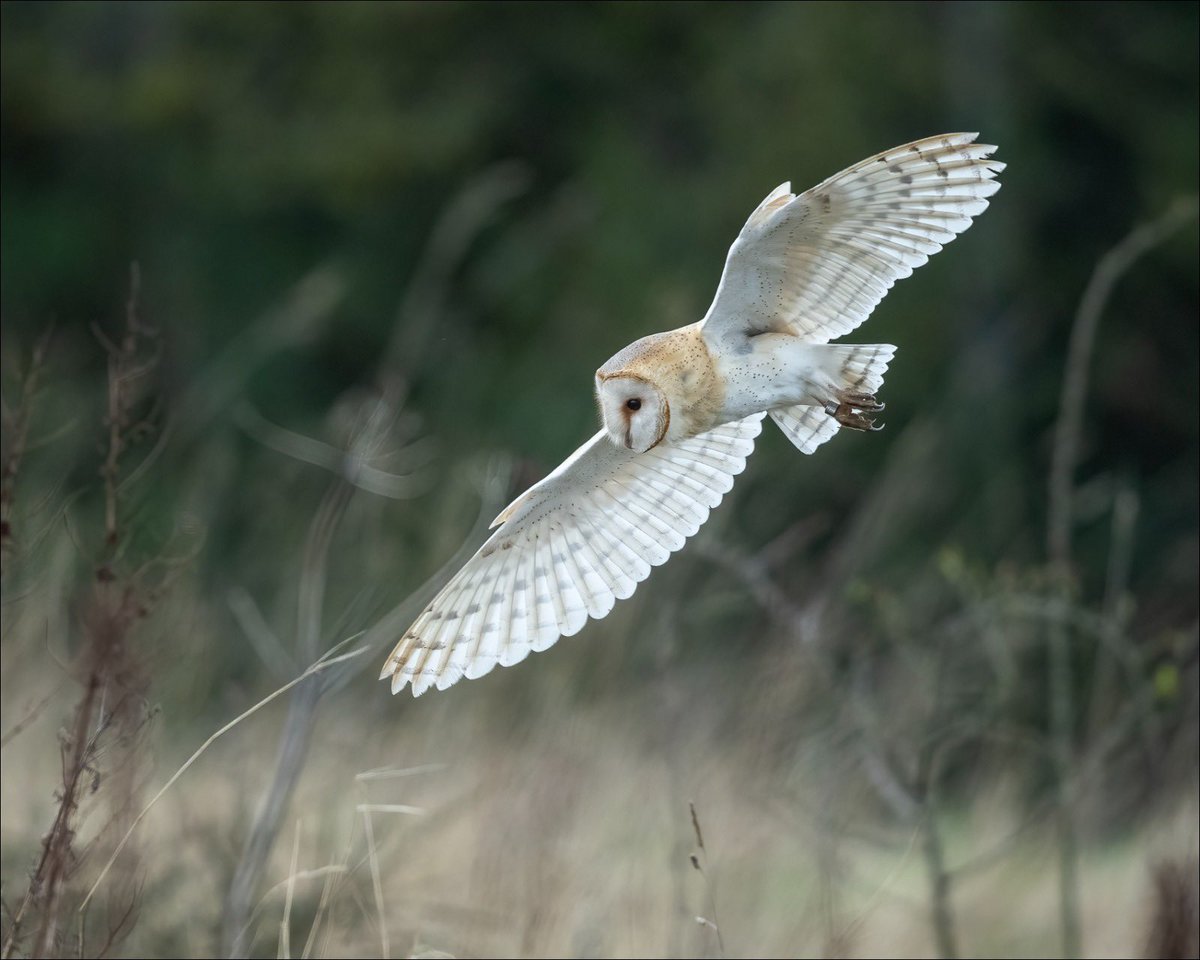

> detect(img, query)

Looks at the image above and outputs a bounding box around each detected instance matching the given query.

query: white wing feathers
[381,133,1003,698]
[770,404,841,455]
[381,413,765,695]
[701,132,1004,345]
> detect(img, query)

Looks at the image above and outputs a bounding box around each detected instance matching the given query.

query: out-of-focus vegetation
[2,4,1197,958]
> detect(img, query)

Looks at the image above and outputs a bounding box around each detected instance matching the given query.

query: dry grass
[4,667,1195,959]
[1,271,162,959]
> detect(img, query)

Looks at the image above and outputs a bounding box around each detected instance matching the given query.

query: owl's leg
[824,394,885,432]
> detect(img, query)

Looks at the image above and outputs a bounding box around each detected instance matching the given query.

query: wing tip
[381,664,415,696]
[380,420,766,701]
[381,666,408,696]
[380,643,427,696]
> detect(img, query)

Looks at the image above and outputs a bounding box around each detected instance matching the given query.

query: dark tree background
[2,4,1197,958]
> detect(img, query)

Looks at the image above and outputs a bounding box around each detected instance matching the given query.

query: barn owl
[382,132,1003,695]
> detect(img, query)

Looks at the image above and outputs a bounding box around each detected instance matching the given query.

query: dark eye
[626,398,641,411]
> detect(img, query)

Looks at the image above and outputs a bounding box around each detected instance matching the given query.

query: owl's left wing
[700,133,1003,346]
[381,413,765,695]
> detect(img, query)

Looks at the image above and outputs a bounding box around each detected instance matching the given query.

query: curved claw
[841,392,886,413]
[826,395,888,433]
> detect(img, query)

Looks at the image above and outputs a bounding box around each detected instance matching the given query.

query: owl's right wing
[381,413,765,696]
[700,133,1003,345]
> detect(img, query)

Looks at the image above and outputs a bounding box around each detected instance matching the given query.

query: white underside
[714,334,861,423]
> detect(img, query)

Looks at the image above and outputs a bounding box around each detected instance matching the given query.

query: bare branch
[1043,197,1197,960]
[1047,196,1198,572]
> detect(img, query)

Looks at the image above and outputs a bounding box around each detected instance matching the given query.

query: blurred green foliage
[2,4,1198,956]
[4,0,1198,718]
[3,0,1197,708]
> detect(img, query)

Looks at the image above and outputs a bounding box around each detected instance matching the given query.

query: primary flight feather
[382,132,1004,696]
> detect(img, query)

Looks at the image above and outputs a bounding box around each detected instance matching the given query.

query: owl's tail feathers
[771,405,840,455]
[771,343,896,455]
[824,342,896,398]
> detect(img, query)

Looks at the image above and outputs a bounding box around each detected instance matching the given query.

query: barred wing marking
[381,413,765,695]
[701,132,1004,345]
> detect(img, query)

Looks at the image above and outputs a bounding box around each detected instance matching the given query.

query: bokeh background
[2,4,1197,958]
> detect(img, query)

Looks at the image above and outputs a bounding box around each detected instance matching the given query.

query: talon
[828,400,885,432]
[823,392,888,432]
[842,392,885,412]
[833,404,871,431]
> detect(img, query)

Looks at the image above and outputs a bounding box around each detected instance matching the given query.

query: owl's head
[595,372,669,453]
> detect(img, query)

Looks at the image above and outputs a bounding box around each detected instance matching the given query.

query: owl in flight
[382,132,1003,695]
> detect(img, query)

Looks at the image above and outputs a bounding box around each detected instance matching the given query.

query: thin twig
[227,587,296,682]
[355,804,425,816]
[235,865,350,955]
[838,826,922,948]
[0,686,62,750]
[22,665,102,958]
[914,640,960,960]
[1047,196,1197,570]
[78,640,365,914]
[687,801,724,956]
[386,161,531,372]
[279,821,301,960]
[1044,196,1196,960]
[360,806,390,960]
[224,482,354,957]
[177,265,345,440]
[0,324,54,569]
[302,805,363,960]
[354,763,448,782]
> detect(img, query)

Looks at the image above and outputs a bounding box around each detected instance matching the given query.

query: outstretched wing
[700,133,1004,345]
[381,413,765,695]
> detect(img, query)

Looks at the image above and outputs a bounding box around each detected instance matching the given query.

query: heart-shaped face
[595,373,669,453]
